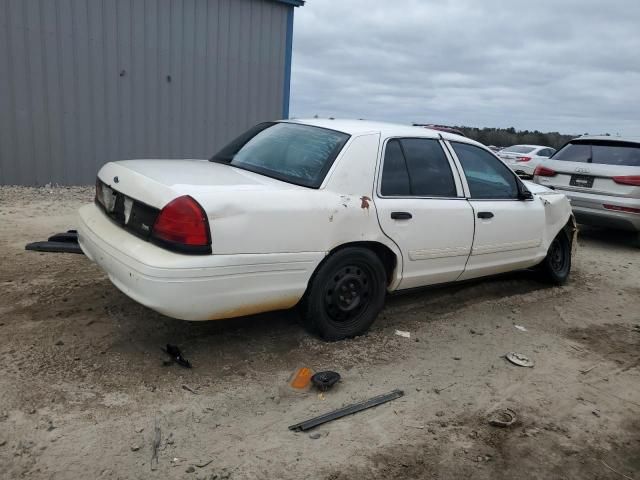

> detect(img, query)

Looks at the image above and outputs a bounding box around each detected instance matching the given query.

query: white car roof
[284,118,483,147]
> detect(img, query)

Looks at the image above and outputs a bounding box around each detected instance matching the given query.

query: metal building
[0,0,304,185]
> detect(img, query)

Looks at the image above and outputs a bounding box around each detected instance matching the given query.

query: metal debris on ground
[182,384,199,395]
[311,371,341,392]
[288,389,405,432]
[162,344,192,368]
[514,325,528,332]
[288,367,314,391]
[580,363,599,375]
[395,330,411,338]
[434,382,456,394]
[489,408,517,428]
[505,352,535,368]
[600,459,636,480]
[25,230,83,254]
[150,418,162,471]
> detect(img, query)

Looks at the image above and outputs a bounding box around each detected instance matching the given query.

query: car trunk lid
[97,159,298,209]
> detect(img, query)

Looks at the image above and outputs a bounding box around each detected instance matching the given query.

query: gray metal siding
[0,0,289,185]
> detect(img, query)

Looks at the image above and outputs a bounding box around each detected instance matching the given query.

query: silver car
[533,136,640,245]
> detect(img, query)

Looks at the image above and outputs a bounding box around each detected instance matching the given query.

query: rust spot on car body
[360,196,371,210]
[207,296,300,321]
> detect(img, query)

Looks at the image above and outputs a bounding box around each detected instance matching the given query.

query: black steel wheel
[299,247,387,341]
[539,232,571,284]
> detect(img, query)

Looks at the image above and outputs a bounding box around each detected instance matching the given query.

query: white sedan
[78,120,576,340]
[499,145,556,177]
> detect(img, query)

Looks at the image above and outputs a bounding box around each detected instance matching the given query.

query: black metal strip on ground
[47,231,79,243]
[25,241,83,254]
[288,389,404,432]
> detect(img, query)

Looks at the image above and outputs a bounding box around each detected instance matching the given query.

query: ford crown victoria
[78,119,576,340]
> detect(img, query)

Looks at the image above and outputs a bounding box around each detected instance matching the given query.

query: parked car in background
[533,136,640,245]
[499,145,556,177]
[78,119,576,340]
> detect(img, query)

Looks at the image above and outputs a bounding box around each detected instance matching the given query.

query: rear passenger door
[374,137,475,289]
[447,141,546,280]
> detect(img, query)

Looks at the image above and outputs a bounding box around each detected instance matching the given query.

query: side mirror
[519,189,533,201]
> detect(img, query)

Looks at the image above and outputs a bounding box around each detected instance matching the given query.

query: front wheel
[299,247,387,341]
[539,232,571,284]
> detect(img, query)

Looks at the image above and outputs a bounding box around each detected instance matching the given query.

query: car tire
[299,247,387,341]
[539,231,571,284]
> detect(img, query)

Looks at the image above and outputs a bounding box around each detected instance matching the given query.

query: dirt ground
[0,186,639,480]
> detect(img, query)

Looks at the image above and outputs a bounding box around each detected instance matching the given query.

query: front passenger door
[448,141,546,280]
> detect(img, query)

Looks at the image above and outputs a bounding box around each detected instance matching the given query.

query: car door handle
[477,211,494,219]
[391,212,412,220]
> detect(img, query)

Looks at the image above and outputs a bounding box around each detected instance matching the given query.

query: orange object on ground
[289,367,314,390]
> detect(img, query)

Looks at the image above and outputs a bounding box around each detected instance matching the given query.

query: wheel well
[327,241,398,285]
[562,214,578,243]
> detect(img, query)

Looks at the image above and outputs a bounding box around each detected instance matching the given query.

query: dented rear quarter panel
[194,133,402,272]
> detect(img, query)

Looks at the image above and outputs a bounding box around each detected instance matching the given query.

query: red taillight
[603,204,640,214]
[152,196,211,253]
[534,165,557,177]
[612,175,640,186]
[516,156,532,162]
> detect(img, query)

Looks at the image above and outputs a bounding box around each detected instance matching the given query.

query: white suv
[533,136,640,245]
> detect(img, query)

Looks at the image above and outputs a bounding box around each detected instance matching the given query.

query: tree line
[453,126,576,149]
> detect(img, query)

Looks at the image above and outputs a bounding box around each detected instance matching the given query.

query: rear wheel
[539,232,571,284]
[299,247,387,341]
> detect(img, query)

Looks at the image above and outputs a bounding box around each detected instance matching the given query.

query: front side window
[381,138,457,197]
[210,123,350,188]
[451,142,519,199]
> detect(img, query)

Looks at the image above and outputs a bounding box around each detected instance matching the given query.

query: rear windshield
[552,140,640,167]
[210,123,350,188]
[502,146,536,154]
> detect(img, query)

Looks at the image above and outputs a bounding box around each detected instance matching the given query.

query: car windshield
[502,146,536,154]
[210,123,350,188]
[552,140,640,166]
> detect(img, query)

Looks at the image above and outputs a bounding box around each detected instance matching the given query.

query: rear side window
[553,141,640,166]
[537,148,554,157]
[451,142,519,199]
[381,138,457,197]
[380,140,411,196]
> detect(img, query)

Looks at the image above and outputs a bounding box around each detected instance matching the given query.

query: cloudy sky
[289,0,640,136]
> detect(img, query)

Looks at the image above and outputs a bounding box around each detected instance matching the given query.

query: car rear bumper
[555,189,640,231]
[77,203,324,320]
